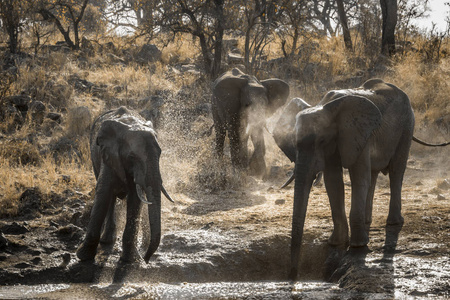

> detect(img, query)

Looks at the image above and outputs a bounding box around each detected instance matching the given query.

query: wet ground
[0,138,449,299]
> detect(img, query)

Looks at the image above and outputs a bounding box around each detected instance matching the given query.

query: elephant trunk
[290,152,315,280]
[143,178,162,263]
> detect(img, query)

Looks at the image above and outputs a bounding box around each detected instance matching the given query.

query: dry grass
[0,32,449,217]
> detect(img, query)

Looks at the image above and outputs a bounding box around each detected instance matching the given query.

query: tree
[152,0,226,79]
[37,0,90,50]
[277,0,309,57]
[336,0,353,51]
[380,0,397,55]
[0,0,33,53]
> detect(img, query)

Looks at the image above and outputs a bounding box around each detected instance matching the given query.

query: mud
[0,124,449,299]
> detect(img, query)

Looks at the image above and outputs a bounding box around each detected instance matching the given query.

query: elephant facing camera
[211,68,290,177]
[76,106,173,264]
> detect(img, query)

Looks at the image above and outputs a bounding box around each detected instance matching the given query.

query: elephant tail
[412,136,450,147]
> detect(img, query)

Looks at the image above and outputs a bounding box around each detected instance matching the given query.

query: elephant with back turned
[77,106,173,263]
[274,79,421,279]
[212,68,290,176]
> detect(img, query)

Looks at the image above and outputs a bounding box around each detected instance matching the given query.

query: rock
[0,231,8,249]
[14,262,31,269]
[437,179,450,190]
[68,75,95,93]
[55,224,84,240]
[46,112,62,123]
[135,44,162,64]
[227,53,244,65]
[437,194,445,200]
[1,222,30,235]
[19,188,43,216]
[28,100,46,125]
[1,95,31,128]
[275,199,286,205]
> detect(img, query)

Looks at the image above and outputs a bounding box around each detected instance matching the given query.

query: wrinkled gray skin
[273,97,322,187]
[212,68,290,176]
[76,106,164,263]
[273,97,311,163]
[286,79,415,280]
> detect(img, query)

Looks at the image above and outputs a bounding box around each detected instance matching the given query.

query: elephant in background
[77,106,173,263]
[286,79,416,280]
[212,68,290,176]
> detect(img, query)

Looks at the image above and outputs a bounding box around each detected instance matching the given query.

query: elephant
[212,68,290,176]
[76,106,173,263]
[284,79,419,280]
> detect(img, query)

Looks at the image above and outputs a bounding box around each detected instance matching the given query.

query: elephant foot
[120,245,141,263]
[328,225,349,246]
[249,157,266,178]
[386,214,404,226]
[288,267,298,281]
[350,229,369,248]
[76,240,98,261]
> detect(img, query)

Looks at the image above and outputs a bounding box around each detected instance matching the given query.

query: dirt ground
[0,126,449,299]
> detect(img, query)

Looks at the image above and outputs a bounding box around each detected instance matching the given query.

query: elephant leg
[365,171,379,233]
[348,147,371,247]
[214,122,226,158]
[77,166,117,261]
[229,121,248,169]
[249,126,266,176]
[324,154,348,246]
[100,198,117,244]
[386,146,409,225]
[120,186,142,262]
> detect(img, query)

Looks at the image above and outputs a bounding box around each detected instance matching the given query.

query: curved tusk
[313,172,323,186]
[280,172,295,189]
[136,184,153,205]
[162,185,175,203]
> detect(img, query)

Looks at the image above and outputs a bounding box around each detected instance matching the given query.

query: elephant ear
[324,95,382,168]
[261,79,290,116]
[96,120,127,182]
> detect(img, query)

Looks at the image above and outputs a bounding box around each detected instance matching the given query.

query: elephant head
[95,116,167,262]
[273,97,311,163]
[214,68,290,120]
[289,95,382,279]
[212,68,290,175]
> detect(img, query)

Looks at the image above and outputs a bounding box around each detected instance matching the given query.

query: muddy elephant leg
[100,198,117,244]
[229,121,248,169]
[324,154,348,246]
[386,146,409,225]
[249,126,266,176]
[365,171,379,233]
[77,166,117,261]
[348,147,371,247]
[214,122,226,158]
[120,186,142,262]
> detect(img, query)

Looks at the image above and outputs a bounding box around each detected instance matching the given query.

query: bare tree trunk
[336,0,353,51]
[212,0,224,79]
[380,0,397,55]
